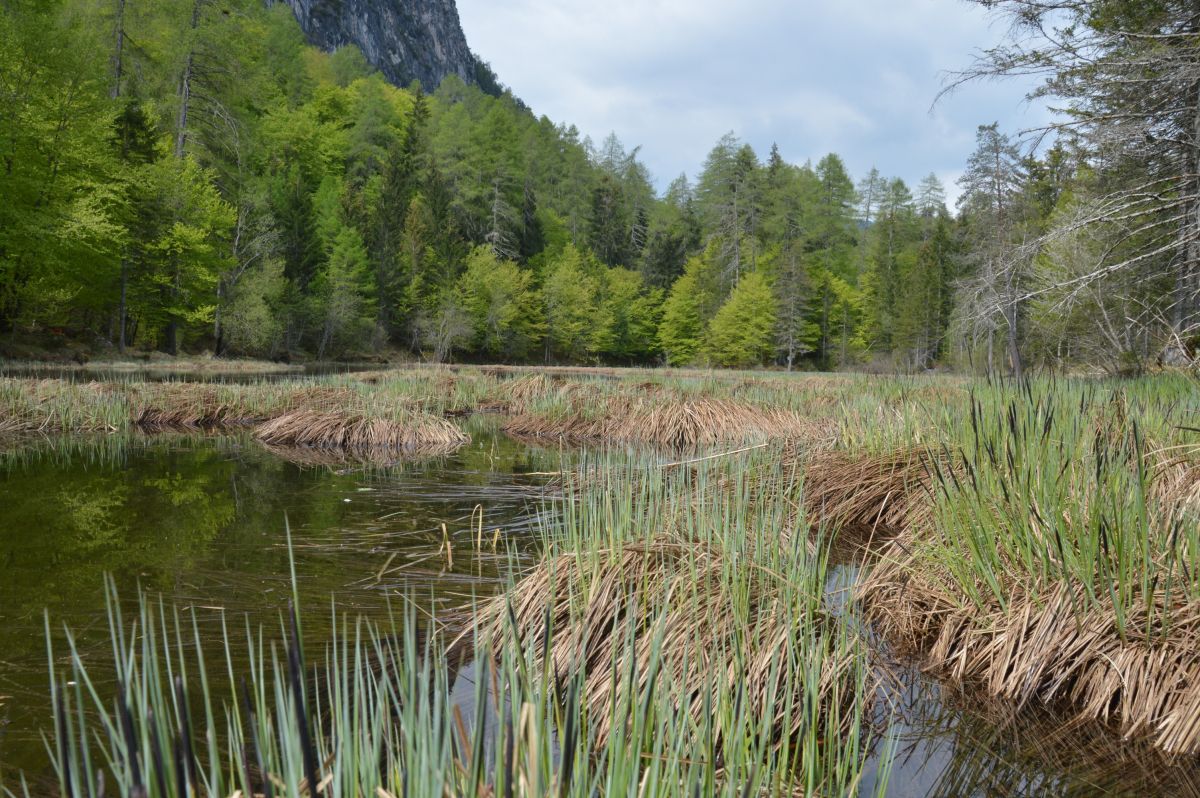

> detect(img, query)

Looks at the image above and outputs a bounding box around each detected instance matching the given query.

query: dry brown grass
[501,373,605,414]
[779,428,1200,757]
[841,439,1200,757]
[465,537,862,755]
[505,395,838,450]
[1152,451,1200,520]
[132,384,265,429]
[800,447,942,535]
[131,383,360,429]
[254,410,468,457]
[503,373,554,408]
[0,378,126,433]
[860,551,1200,756]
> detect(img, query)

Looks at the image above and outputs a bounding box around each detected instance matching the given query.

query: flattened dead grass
[860,553,1200,755]
[847,437,1200,756]
[254,410,468,458]
[505,395,837,450]
[801,447,942,535]
[468,536,863,756]
[132,384,263,429]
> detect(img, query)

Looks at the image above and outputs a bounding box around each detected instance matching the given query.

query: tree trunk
[821,288,830,368]
[110,0,126,99]
[732,189,740,283]
[318,320,331,361]
[175,0,200,160]
[162,0,199,356]
[118,261,127,353]
[841,307,848,365]
[1178,73,1200,337]
[1006,303,1023,380]
[214,279,224,355]
[112,0,128,353]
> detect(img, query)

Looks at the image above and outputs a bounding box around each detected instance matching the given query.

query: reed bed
[452,448,891,793]
[0,375,481,462]
[16,365,1200,785]
[34,447,890,798]
[504,394,838,450]
[854,382,1200,755]
[255,409,469,459]
[468,537,863,759]
[0,378,128,434]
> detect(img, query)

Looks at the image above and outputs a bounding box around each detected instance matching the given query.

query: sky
[455,0,1052,207]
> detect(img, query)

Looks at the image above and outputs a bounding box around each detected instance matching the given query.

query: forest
[1,0,1196,375]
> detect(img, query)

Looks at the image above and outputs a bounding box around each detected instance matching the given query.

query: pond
[0,415,562,787]
[1,412,1197,796]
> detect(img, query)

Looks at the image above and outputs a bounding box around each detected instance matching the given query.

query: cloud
[456,0,1049,194]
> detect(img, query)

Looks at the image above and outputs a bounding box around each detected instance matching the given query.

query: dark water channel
[0,413,1197,795]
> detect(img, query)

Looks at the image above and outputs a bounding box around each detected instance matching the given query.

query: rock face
[285,0,479,91]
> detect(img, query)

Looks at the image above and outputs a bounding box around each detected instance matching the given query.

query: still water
[1,414,1197,795]
[0,415,561,785]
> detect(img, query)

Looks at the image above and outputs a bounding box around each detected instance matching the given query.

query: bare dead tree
[948,0,1200,363]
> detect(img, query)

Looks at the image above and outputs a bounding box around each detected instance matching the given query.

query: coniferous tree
[956,123,1028,376]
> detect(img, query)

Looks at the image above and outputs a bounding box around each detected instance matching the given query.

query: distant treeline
[2,0,1192,373]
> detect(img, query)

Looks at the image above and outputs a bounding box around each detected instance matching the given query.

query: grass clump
[255,409,469,459]
[504,394,837,450]
[856,381,1200,754]
[461,449,888,794]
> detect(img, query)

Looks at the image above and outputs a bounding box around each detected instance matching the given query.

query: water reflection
[0,415,564,780]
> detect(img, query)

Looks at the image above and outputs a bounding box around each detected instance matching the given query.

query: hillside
[284,0,501,94]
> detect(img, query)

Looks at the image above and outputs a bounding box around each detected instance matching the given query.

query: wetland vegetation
[5,0,1200,793]
[0,365,1197,796]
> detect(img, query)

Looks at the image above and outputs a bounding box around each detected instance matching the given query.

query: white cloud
[456,0,1049,193]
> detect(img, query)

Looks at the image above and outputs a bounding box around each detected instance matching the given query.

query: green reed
[26,443,890,797]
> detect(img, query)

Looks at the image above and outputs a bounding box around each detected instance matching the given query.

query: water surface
[0,415,560,782]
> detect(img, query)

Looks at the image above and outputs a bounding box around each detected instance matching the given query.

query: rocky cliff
[285,0,483,91]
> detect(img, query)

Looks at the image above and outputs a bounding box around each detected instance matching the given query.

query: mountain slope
[284,0,485,91]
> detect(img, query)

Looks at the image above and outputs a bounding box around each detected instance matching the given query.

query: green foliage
[542,244,600,360]
[315,225,374,358]
[657,269,704,366]
[706,272,777,367]
[459,246,542,360]
[597,267,663,362]
[220,258,287,355]
[1,0,1029,371]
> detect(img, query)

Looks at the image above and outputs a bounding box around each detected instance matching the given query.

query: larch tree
[706,271,776,368]
[956,123,1028,377]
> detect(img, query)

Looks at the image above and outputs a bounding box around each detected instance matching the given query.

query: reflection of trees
[60,485,130,551]
[1,438,247,622]
[0,424,555,776]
